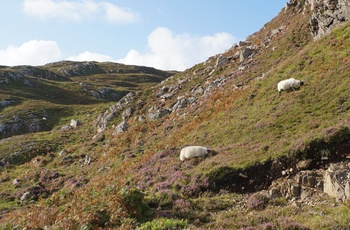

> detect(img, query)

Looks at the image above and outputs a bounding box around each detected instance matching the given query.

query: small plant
[320,149,330,160]
[138,218,188,230]
[277,217,309,230]
[246,194,268,210]
[120,187,153,222]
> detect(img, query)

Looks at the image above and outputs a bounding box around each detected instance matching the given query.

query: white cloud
[67,51,115,62]
[0,40,62,66]
[23,0,139,23]
[117,27,237,71]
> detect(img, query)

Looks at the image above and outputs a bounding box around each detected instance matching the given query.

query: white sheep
[180,146,208,161]
[277,78,304,95]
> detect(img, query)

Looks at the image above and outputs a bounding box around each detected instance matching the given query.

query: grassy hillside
[0,1,350,229]
[0,61,172,139]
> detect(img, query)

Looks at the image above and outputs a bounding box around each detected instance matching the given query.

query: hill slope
[1,0,350,229]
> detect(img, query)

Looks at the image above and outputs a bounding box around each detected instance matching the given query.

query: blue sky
[0,0,287,70]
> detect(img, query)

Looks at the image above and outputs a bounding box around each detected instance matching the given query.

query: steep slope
[1,0,350,229]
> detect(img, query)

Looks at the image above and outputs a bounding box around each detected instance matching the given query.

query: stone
[13,179,20,187]
[323,163,350,201]
[172,97,188,112]
[20,191,31,204]
[296,159,313,170]
[269,188,282,199]
[112,120,128,135]
[240,48,255,62]
[148,108,171,120]
[70,119,82,129]
[290,181,301,197]
[122,107,134,120]
[215,55,230,68]
[59,149,66,156]
[308,0,350,39]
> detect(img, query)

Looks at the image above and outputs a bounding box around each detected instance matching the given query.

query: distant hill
[1,0,350,229]
[0,61,173,139]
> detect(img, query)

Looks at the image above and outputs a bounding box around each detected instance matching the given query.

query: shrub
[246,194,268,210]
[138,218,188,230]
[277,217,309,230]
[120,187,153,222]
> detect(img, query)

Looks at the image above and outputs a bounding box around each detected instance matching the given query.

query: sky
[0,0,287,71]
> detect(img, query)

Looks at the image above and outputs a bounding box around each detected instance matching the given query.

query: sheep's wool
[180,146,208,161]
[277,78,301,93]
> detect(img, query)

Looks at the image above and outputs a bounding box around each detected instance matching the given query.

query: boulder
[296,159,313,170]
[70,119,82,129]
[113,120,128,135]
[215,55,230,68]
[323,163,350,202]
[122,107,134,120]
[240,48,255,62]
[148,108,171,120]
[172,97,188,112]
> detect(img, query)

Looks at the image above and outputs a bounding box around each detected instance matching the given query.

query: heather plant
[277,217,309,230]
[246,193,269,210]
[172,199,193,218]
[120,187,153,222]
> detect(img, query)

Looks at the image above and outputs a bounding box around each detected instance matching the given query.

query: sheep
[277,78,304,95]
[179,146,208,161]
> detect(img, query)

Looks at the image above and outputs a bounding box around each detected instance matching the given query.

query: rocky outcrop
[90,88,127,101]
[0,99,19,110]
[287,0,350,40]
[323,163,350,201]
[11,66,68,81]
[270,162,350,202]
[309,0,350,39]
[112,120,128,135]
[95,92,137,133]
[57,61,103,77]
[0,71,32,86]
[0,114,48,139]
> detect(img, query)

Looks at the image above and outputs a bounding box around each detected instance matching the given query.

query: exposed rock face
[240,48,255,62]
[270,162,350,202]
[57,61,103,77]
[0,99,19,109]
[0,71,32,86]
[112,120,128,135]
[12,66,68,81]
[309,0,350,40]
[95,92,136,133]
[0,115,47,139]
[287,0,350,40]
[323,163,350,201]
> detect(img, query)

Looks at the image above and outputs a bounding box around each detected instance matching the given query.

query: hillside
[1,0,350,229]
[0,61,172,140]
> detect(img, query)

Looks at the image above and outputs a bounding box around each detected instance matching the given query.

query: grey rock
[148,108,171,120]
[13,179,20,187]
[307,0,350,39]
[215,55,230,68]
[122,107,134,120]
[240,48,255,62]
[172,97,188,112]
[113,120,128,135]
[296,159,313,170]
[70,119,82,129]
[20,191,31,204]
[0,99,19,108]
[323,163,350,201]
